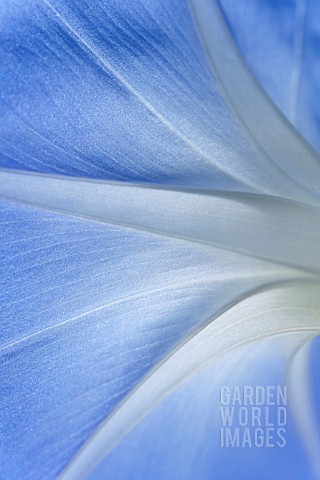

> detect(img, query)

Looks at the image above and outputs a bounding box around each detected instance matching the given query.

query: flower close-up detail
[1,0,320,479]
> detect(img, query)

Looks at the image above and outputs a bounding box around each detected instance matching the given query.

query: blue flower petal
[83,335,316,480]
[58,282,320,478]
[1,1,320,479]
[1,199,301,479]
[218,0,320,152]
[1,0,318,199]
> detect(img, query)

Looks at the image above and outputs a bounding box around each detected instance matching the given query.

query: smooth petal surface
[59,282,320,479]
[1,170,320,272]
[218,0,320,152]
[288,335,320,478]
[1,199,305,479]
[190,0,320,201]
[0,0,319,201]
[87,334,316,480]
[1,1,320,479]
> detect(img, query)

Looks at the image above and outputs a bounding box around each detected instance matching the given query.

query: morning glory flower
[0,1,320,479]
